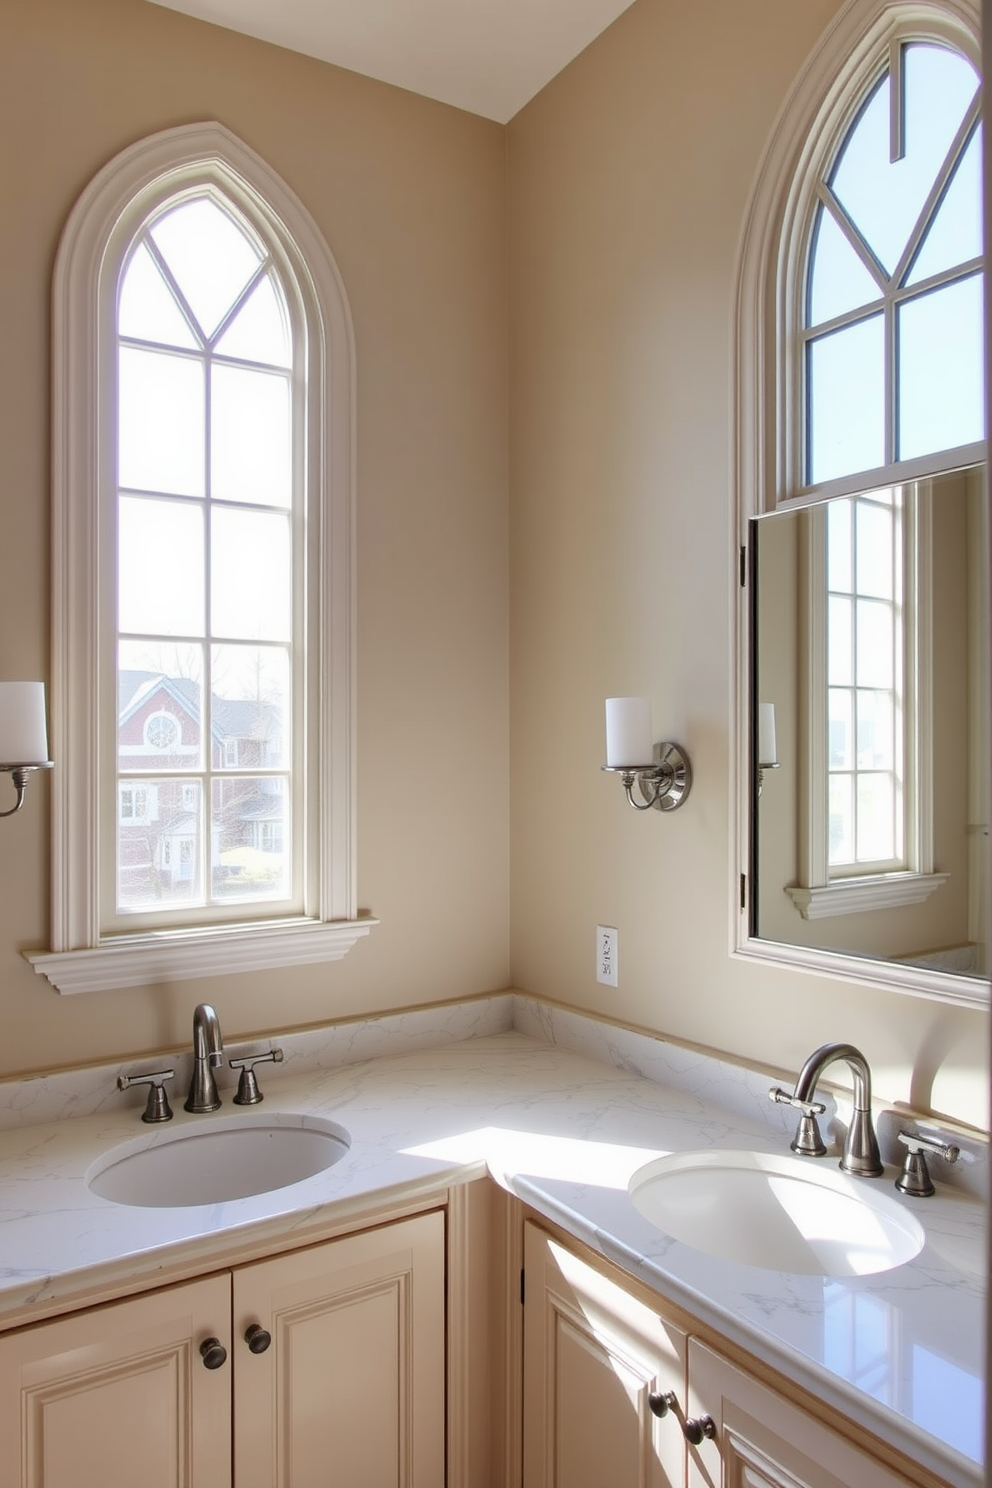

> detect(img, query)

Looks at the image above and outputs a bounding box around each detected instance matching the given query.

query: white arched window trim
[731,0,986,1011]
[30,123,375,994]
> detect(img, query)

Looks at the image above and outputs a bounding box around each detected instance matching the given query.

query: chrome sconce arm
[0,762,54,818]
[601,743,692,812]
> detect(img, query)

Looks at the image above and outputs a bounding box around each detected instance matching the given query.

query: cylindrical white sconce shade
[0,682,50,764]
[758,702,778,768]
[605,697,653,767]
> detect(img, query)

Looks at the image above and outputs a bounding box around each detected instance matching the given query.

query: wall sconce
[0,682,53,818]
[602,697,692,812]
[757,701,780,795]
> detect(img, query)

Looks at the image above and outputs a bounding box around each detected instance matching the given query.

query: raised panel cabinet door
[522,1222,686,1488]
[0,1274,232,1488]
[232,1210,445,1488]
[687,1339,917,1488]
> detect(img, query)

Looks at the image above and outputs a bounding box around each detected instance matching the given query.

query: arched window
[735,0,987,1004]
[31,125,374,994]
[799,33,982,495]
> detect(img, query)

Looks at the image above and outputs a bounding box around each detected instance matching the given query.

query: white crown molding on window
[35,121,366,994]
[786,872,950,920]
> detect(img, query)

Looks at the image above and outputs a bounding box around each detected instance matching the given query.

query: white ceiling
[146,0,637,123]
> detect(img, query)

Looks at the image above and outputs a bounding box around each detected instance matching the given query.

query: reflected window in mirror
[774,481,951,923]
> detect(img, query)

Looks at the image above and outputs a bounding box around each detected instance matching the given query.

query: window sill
[25,916,379,995]
[786,873,949,920]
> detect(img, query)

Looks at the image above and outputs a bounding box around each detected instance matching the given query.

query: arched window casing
[733,0,987,1009]
[30,124,374,994]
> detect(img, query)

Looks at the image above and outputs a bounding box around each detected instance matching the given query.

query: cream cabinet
[0,1273,232,1488]
[233,1211,445,1487]
[522,1220,686,1487]
[686,1337,916,1488]
[521,1222,943,1488]
[0,1210,444,1488]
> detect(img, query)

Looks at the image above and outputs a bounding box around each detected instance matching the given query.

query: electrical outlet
[596,925,618,987]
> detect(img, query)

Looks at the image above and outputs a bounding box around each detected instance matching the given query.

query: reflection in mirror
[752,468,988,978]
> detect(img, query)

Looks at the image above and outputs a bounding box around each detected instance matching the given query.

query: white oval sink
[629,1149,925,1276]
[88,1113,351,1208]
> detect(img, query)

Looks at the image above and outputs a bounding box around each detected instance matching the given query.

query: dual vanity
[0,994,983,1487]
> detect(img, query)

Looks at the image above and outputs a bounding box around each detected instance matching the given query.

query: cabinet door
[522,1221,686,1488]
[687,1338,916,1488]
[0,1275,232,1488]
[232,1210,445,1488]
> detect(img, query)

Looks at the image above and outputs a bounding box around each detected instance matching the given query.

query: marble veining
[0,998,983,1487]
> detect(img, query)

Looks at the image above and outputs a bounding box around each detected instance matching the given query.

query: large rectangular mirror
[749,466,988,998]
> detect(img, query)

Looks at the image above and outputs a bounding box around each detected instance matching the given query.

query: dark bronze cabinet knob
[244,1323,272,1354]
[199,1337,228,1370]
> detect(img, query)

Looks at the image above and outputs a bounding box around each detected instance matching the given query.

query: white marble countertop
[0,1024,983,1487]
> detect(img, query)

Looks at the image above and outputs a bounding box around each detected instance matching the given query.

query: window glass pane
[828,774,854,865]
[214,273,292,367]
[827,499,852,591]
[857,690,894,769]
[118,776,203,911]
[210,507,291,642]
[828,689,853,769]
[830,45,978,276]
[807,315,885,484]
[150,198,262,340]
[897,274,985,459]
[855,501,893,599]
[119,242,197,349]
[856,598,894,688]
[827,595,853,686]
[907,126,982,286]
[212,776,289,901]
[119,496,204,637]
[118,346,204,497]
[212,645,290,770]
[856,773,895,861]
[211,365,292,508]
[807,204,881,328]
[119,642,203,773]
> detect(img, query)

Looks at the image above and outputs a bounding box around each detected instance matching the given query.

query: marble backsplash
[0,991,984,1197]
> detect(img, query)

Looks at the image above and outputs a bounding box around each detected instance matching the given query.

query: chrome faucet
[770,1042,883,1177]
[184,1003,224,1113]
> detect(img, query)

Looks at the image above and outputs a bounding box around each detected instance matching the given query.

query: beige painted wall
[507,0,989,1126]
[0,0,509,1074]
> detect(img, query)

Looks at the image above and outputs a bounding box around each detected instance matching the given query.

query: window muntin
[111,192,297,927]
[802,40,982,490]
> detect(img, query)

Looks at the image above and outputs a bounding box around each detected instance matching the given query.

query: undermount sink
[88,1112,351,1208]
[629,1148,925,1277]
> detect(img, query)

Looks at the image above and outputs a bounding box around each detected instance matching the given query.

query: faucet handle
[769,1086,826,1118]
[118,1068,175,1123]
[229,1048,284,1105]
[769,1087,827,1158]
[895,1129,960,1196]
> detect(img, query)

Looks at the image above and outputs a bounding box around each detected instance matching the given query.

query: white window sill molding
[786,873,949,920]
[26,917,379,995]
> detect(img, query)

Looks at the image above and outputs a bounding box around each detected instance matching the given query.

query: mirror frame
[730,0,989,1010]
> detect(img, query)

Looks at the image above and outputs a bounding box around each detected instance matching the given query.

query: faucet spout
[185,1003,224,1113]
[790,1042,883,1178]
